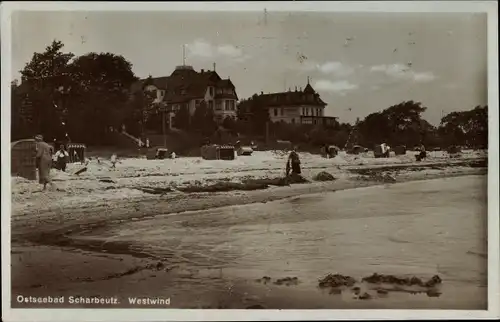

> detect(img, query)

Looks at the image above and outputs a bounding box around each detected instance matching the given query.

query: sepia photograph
[1,1,499,321]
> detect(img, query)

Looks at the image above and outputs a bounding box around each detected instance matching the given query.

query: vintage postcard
[1,1,499,321]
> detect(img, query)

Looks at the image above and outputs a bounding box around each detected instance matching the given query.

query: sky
[10,10,488,125]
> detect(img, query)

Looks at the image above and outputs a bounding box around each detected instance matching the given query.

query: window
[281,108,284,116]
[291,118,295,124]
[181,89,186,95]
[215,101,222,111]
[209,100,214,110]
[209,87,214,96]
[274,108,278,116]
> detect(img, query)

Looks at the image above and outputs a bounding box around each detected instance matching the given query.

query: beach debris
[361,273,442,288]
[255,276,272,284]
[382,174,397,182]
[286,173,309,184]
[426,289,442,297]
[74,167,88,175]
[273,276,300,286]
[313,171,336,182]
[99,178,116,183]
[134,186,173,195]
[179,181,269,193]
[318,273,356,288]
[424,275,442,287]
[358,292,372,300]
[243,177,290,187]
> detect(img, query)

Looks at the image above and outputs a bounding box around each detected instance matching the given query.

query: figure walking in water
[35,134,54,190]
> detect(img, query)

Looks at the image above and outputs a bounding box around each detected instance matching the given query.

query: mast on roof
[182,44,186,65]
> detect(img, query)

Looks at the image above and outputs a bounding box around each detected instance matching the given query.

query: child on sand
[110,154,117,169]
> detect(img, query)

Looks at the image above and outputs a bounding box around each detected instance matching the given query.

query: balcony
[300,116,338,127]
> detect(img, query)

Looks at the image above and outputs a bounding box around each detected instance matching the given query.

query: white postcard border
[1,1,499,321]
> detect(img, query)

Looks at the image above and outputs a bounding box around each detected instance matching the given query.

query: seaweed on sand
[178,181,269,193]
[361,273,442,287]
[318,273,356,288]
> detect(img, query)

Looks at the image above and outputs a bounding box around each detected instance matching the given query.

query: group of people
[34,135,74,190]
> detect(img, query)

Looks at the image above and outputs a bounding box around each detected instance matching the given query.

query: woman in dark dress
[287,146,301,175]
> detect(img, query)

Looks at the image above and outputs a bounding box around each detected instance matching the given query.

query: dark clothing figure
[415,144,427,161]
[416,150,427,161]
[287,150,301,174]
[54,147,69,172]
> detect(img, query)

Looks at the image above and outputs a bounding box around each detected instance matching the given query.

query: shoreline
[10,169,488,309]
[12,160,486,243]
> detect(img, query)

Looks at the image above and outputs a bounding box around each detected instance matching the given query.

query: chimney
[295,86,297,91]
[261,91,263,95]
[201,69,204,73]
[213,62,216,71]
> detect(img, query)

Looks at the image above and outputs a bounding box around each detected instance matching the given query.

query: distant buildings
[238,81,337,127]
[131,65,238,124]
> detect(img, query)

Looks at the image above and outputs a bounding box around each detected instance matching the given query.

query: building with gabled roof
[131,64,238,124]
[238,80,337,127]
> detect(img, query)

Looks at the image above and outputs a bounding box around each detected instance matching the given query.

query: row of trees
[11,40,488,150]
[11,40,242,144]
[235,98,488,150]
[12,40,143,144]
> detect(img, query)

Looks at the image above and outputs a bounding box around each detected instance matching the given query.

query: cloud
[370,64,436,83]
[413,72,437,83]
[298,61,355,77]
[186,39,249,62]
[314,80,359,95]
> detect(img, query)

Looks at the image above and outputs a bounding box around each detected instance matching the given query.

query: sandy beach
[10,150,488,309]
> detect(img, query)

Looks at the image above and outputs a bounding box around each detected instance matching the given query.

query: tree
[191,101,218,135]
[438,105,488,148]
[173,104,191,130]
[127,88,156,137]
[11,82,31,140]
[15,40,140,145]
[237,95,271,136]
[222,116,236,132]
[357,100,428,148]
[66,52,138,143]
[18,40,75,140]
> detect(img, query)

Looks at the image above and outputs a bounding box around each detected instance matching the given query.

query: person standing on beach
[110,153,118,169]
[287,146,302,175]
[34,135,53,190]
[54,144,69,172]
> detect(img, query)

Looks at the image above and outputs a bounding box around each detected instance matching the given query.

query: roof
[131,66,238,103]
[239,84,327,109]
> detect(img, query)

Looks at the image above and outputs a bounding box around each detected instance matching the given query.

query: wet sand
[10,161,488,309]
